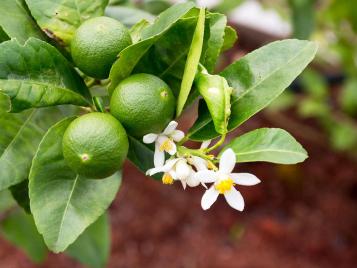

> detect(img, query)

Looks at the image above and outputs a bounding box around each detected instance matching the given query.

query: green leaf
[25,0,109,46]
[203,13,227,73]
[0,107,64,191]
[129,19,151,43]
[29,117,121,253]
[105,6,155,28]
[0,93,10,113]
[289,0,315,40]
[189,39,318,140]
[196,73,231,134]
[66,213,110,268]
[1,210,47,263]
[127,136,160,180]
[176,8,205,116]
[0,27,10,43]
[0,190,15,212]
[0,38,90,112]
[108,2,195,94]
[222,128,308,164]
[9,180,30,213]
[213,0,243,14]
[221,26,238,52]
[0,0,46,44]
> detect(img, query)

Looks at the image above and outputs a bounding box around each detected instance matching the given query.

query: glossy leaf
[0,27,9,43]
[1,210,47,263]
[108,2,195,94]
[176,8,205,116]
[29,117,121,253]
[0,107,64,191]
[25,0,109,45]
[105,6,154,28]
[67,213,110,268]
[129,20,151,43]
[0,38,90,112]
[127,136,160,180]
[221,26,238,52]
[196,73,231,134]
[223,128,308,164]
[0,0,46,44]
[10,180,30,213]
[203,13,227,72]
[189,39,318,140]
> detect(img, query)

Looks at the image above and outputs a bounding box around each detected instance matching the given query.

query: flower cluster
[143,121,261,211]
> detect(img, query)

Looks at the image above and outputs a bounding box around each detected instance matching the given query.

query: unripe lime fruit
[71,16,132,79]
[110,73,175,137]
[62,113,128,179]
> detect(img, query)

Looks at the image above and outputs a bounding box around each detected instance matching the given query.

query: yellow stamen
[159,138,173,152]
[207,160,218,171]
[215,178,235,194]
[162,173,174,185]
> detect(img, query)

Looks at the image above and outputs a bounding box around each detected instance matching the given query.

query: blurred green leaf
[1,210,47,263]
[213,0,243,14]
[29,117,121,253]
[300,69,328,99]
[340,78,357,116]
[25,0,109,45]
[67,213,110,268]
[105,6,154,28]
[289,0,315,40]
[0,0,46,44]
[329,121,357,151]
[189,39,318,140]
[0,190,15,212]
[0,38,90,112]
[223,128,308,164]
[177,8,205,116]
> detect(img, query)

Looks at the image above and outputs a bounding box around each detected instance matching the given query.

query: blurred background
[1,0,357,267]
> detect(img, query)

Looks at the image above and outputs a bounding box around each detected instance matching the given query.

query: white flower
[143,121,184,167]
[147,156,209,189]
[194,149,261,211]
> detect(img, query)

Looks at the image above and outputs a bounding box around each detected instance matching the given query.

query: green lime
[71,16,132,79]
[110,73,176,137]
[62,112,128,179]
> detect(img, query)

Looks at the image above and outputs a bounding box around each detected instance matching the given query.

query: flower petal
[148,158,180,176]
[176,159,192,180]
[231,173,261,186]
[186,174,200,187]
[163,121,178,135]
[200,140,211,149]
[154,143,165,167]
[194,170,218,183]
[224,188,244,211]
[171,130,185,142]
[219,148,236,174]
[190,156,207,171]
[201,186,219,210]
[143,133,158,144]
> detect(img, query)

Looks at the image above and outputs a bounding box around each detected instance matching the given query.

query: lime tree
[110,73,176,137]
[62,112,129,179]
[71,16,132,79]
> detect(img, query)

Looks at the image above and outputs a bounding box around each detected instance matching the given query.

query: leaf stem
[206,133,226,153]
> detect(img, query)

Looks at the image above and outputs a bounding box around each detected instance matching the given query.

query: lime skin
[71,16,132,79]
[62,112,129,179]
[110,73,176,137]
